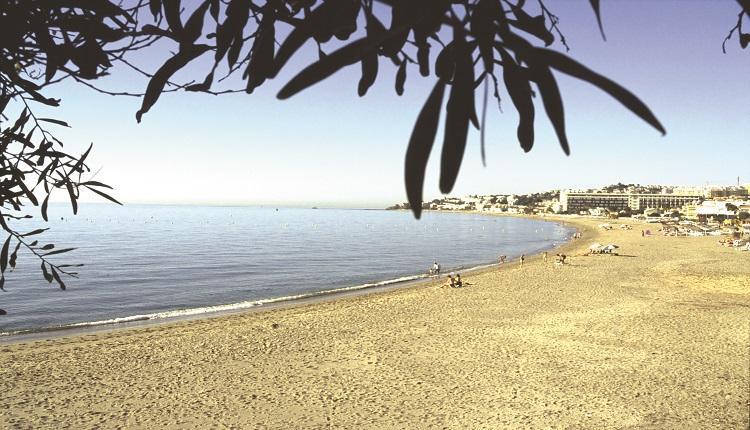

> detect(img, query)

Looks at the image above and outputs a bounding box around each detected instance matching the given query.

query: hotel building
[560,190,703,214]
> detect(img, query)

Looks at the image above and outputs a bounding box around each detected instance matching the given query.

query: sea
[0,204,574,336]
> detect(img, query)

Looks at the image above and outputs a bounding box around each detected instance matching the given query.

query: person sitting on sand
[455,274,463,288]
[443,274,456,288]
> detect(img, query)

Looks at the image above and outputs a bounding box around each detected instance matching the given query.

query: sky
[31,0,750,208]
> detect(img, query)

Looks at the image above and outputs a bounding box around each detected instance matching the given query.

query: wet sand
[2,216,748,429]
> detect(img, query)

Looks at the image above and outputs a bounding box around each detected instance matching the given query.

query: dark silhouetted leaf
[0,95,10,115]
[381,1,416,57]
[435,43,455,81]
[149,0,162,18]
[272,1,338,73]
[278,37,381,99]
[533,65,570,155]
[84,186,123,205]
[41,193,50,222]
[185,71,214,92]
[66,181,78,215]
[471,0,500,73]
[140,24,176,39]
[209,0,220,21]
[417,44,430,76]
[80,181,113,189]
[439,39,473,194]
[41,262,53,283]
[51,267,66,290]
[509,7,554,47]
[245,15,276,94]
[273,1,384,79]
[500,49,535,152]
[532,48,666,135]
[395,60,407,95]
[44,248,76,257]
[22,228,48,237]
[271,22,315,78]
[357,54,378,96]
[9,241,21,269]
[588,0,606,40]
[741,33,750,49]
[0,235,10,274]
[163,0,183,34]
[183,0,210,45]
[37,118,70,127]
[480,76,488,166]
[136,45,210,122]
[71,143,93,173]
[331,0,361,41]
[405,81,446,219]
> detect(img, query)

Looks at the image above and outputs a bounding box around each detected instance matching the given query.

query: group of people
[444,273,464,288]
[571,232,583,239]
[430,261,467,288]
[429,261,441,275]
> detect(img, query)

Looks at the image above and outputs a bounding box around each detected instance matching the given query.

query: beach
[1,216,748,429]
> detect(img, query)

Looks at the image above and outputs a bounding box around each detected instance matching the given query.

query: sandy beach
[1,216,748,429]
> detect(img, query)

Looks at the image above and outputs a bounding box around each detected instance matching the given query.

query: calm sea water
[0,204,573,335]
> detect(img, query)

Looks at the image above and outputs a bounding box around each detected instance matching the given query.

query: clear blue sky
[37,0,750,207]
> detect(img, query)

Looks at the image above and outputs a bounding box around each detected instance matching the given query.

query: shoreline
[1,212,582,345]
[2,214,747,428]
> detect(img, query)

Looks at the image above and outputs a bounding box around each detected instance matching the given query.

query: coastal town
[388,182,750,223]
[387,183,750,249]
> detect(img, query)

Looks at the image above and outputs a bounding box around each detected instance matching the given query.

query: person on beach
[431,261,440,275]
[543,251,548,263]
[499,255,507,264]
[519,254,525,267]
[444,274,456,288]
[455,274,463,288]
[555,254,566,265]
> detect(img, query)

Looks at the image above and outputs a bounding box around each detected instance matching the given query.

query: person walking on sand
[432,261,440,275]
[519,254,525,267]
[543,251,548,263]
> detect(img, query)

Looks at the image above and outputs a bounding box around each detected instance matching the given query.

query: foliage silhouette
[0,0,748,312]
[125,0,681,218]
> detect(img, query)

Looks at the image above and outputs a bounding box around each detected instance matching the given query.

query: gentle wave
[0,273,433,337]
